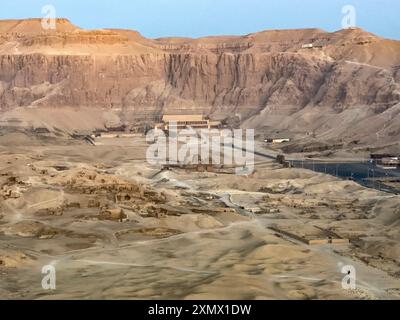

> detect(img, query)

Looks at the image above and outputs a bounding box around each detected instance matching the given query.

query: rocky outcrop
[0,19,399,145]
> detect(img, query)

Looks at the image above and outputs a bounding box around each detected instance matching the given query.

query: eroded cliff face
[0,19,400,145]
[0,54,166,109]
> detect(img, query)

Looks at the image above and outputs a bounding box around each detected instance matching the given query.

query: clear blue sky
[1,0,399,39]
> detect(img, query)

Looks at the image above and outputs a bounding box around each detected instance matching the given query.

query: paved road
[229,139,400,194]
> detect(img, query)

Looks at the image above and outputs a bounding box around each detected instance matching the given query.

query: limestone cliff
[0,19,400,146]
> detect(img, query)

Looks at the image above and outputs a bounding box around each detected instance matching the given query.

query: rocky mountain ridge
[0,19,399,148]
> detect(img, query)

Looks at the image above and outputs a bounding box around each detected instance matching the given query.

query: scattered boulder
[35,206,64,217]
[116,227,181,240]
[1,186,21,199]
[88,199,101,208]
[0,250,32,268]
[65,202,81,208]
[98,208,127,222]
[2,220,59,239]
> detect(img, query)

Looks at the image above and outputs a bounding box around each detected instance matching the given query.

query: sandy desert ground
[0,132,399,300]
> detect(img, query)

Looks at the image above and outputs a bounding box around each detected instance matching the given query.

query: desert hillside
[1,19,400,301]
[0,18,399,147]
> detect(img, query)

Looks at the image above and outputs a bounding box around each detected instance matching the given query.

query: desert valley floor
[0,133,399,300]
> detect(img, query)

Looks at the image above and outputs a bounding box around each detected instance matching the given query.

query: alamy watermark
[342,5,357,29]
[41,264,56,290]
[146,123,255,175]
[41,4,57,30]
[341,265,356,290]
